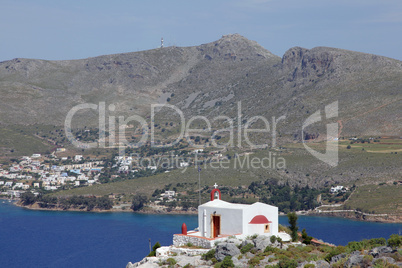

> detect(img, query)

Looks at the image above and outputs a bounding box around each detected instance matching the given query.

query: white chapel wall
[199,205,243,238]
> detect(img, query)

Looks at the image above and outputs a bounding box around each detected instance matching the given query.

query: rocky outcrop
[329,246,401,268]
[369,245,393,257]
[253,235,270,251]
[214,242,241,261]
[344,251,365,268]
[127,234,401,268]
[330,253,347,263]
[127,233,294,267]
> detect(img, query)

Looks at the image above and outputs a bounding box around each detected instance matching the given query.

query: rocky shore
[16,202,199,214]
[15,202,115,213]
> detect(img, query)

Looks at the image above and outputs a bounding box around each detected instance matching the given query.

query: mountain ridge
[0,34,400,142]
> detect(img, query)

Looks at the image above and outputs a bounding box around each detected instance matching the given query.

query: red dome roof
[249,215,272,224]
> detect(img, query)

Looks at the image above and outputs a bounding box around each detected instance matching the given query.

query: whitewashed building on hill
[173,183,279,248]
[198,199,278,239]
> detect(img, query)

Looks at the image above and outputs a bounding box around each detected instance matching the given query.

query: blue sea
[0,202,401,268]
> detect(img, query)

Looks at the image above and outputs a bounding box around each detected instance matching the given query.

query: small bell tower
[210,183,221,201]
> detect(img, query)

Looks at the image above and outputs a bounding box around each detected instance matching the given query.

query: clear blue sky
[1,0,402,62]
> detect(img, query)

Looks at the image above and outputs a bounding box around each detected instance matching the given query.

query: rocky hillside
[126,234,402,268]
[0,34,401,141]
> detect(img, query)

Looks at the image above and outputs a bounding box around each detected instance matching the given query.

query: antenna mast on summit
[161,37,164,48]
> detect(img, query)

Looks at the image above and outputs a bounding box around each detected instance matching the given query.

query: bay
[0,202,400,268]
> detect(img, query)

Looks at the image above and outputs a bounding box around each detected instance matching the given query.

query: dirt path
[337,119,343,138]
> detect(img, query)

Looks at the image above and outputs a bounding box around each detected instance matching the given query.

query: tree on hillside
[20,192,36,205]
[96,196,113,210]
[387,234,402,248]
[131,194,148,211]
[148,241,161,256]
[37,194,58,208]
[301,228,313,244]
[287,212,299,242]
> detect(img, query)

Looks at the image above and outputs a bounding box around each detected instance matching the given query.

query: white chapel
[174,184,279,248]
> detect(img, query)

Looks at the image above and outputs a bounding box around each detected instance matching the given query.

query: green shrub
[346,241,364,252]
[248,255,263,266]
[152,242,161,252]
[306,254,319,262]
[362,255,373,266]
[302,229,313,245]
[240,243,254,254]
[318,245,335,253]
[220,256,234,268]
[264,246,279,254]
[202,249,216,261]
[185,242,194,247]
[388,234,402,248]
[277,237,283,248]
[165,258,176,265]
[270,235,277,243]
[304,264,315,268]
[324,246,346,262]
[369,237,386,247]
[303,245,314,253]
[214,263,221,268]
[250,248,258,254]
[278,257,298,268]
[372,258,399,268]
[147,251,155,257]
[147,241,161,257]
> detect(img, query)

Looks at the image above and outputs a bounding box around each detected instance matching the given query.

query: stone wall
[173,234,214,248]
[156,246,210,257]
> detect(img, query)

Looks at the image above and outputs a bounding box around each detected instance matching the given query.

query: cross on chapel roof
[214,183,218,189]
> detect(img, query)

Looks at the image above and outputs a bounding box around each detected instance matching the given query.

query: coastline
[14,201,401,223]
[15,202,117,213]
[14,201,198,215]
[306,211,402,224]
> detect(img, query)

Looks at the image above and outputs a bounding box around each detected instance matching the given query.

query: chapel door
[212,215,220,238]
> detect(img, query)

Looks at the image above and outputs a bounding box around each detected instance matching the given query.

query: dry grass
[345,184,402,214]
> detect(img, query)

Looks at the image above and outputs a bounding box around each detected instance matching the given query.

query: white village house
[173,184,284,248]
